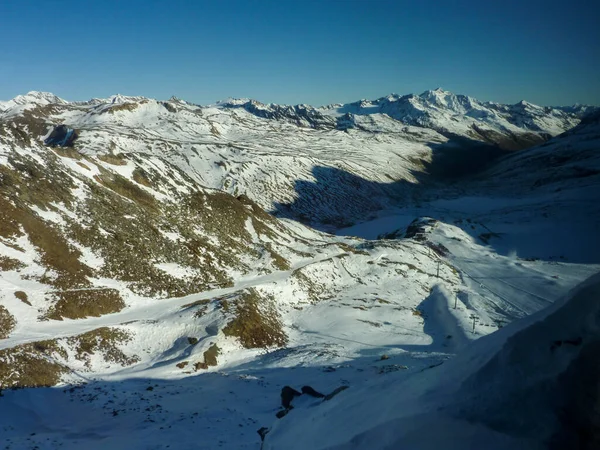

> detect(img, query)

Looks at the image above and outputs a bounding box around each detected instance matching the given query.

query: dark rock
[280,386,302,408]
[257,427,269,441]
[550,336,583,352]
[44,125,77,147]
[301,386,325,398]
[426,241,449,257]
[276,406,293,419]
[324,385,349,401]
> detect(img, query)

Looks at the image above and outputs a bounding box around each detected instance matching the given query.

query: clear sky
[1,0,598,106]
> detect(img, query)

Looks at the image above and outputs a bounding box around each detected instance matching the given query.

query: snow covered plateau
[0,89,598,449]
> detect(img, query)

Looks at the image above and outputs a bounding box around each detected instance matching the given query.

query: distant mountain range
[2,89,597,148]
[0,88,596,228]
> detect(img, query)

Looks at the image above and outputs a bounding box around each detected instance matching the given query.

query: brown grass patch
[76,161,91,170]
[222,289,287,349]
[44,288,125,320]
[336,242,369,255]
[108,103,138,114]
[194,344,220,370]
[97,153,128,166]
[181,298,210,309]
[0,198,91,290]
[357,319,382,328]
[14,291,31,305]
[0,306,16,339]
[94,168,157,211]
[1,155,75,209]
[0,340,67,388]
[52,147,82,160]
[132,168,153,188]
[67,327,139,368]
[0,256,24,271]
[264,242,290,270]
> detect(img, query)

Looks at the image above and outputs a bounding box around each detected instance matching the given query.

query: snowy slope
[0,89,599,449]
[264,272,600,450]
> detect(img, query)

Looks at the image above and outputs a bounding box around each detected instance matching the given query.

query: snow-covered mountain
[0,89,595,230]
[321,88,586,149]
[0,89,598,449]
[0,91,66,113]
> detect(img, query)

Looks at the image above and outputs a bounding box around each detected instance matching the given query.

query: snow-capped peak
[20,91,66,104]
[168,96,187,105]
[418,88,460,109]
[215,97,253,106]
[106,93,149,104]
[0,91,67,109]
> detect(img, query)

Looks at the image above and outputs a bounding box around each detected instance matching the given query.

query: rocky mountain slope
[0,89,598,449]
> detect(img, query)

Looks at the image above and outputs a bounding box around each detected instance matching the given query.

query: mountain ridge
[3,88,595,155]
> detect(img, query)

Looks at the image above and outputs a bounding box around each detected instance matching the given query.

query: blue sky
[1,0,598,106]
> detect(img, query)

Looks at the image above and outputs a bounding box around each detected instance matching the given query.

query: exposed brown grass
[222,289,287,349]
[292,269,323,303]
[181,298,210,309]
[0,340,67,388]
[194,344,220,370]
[264,242,290,270]
[108,103,138,114]
[357,319,382,328]
[336,242,369,255]
[0,306,16,339]
[44,288,125,320]
[0,256,24,271]
[0,198,91,290]
[203,343,220,366]
[67,327,139,368]
[0,128,292,307]
[76,161,91,170]
[52,147,82,160]
[14,291,31,305]
[97,153,128,166]
[0,155,91,292]
[132,168,153,188]
[0,155,74,209]
[94,168,157,211]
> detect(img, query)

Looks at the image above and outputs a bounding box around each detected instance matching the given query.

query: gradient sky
[1,0,598,106]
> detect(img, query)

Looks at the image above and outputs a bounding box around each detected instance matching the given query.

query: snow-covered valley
[0,90,598,449]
